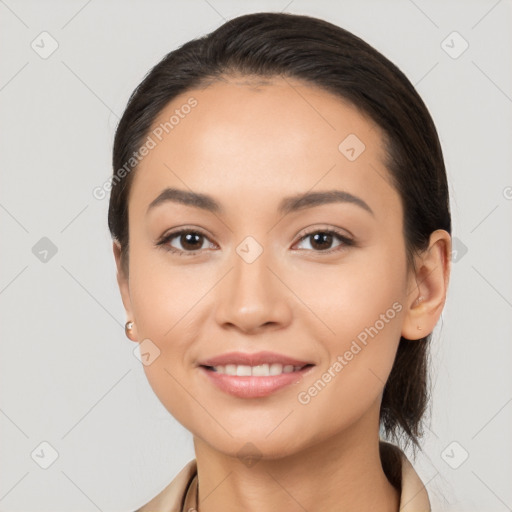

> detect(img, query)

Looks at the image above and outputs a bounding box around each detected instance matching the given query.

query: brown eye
[177,232,204,251]
[294,229,353,253]
[309,232,334,251]
[158,229,215,255]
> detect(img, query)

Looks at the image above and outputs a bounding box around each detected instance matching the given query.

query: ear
[113,241,139,342]
[401,229,451,340]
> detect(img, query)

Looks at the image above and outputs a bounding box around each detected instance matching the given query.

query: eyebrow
[146,187,374,217]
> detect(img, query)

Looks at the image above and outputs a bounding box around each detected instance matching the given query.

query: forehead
[130,77,399,219]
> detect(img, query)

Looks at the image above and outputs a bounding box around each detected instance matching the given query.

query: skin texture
[114,76,451,512]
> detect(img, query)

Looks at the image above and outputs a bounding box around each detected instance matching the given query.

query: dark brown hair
[108,12,451,456]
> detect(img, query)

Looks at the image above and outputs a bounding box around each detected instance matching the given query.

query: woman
[109,12,451,512]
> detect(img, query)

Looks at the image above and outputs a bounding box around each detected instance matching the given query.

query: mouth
[197,352,315,398]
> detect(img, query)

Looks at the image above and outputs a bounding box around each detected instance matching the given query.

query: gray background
[1,0,511,510]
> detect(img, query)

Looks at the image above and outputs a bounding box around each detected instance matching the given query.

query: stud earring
[414,295,425,306]
[125,321,134,338]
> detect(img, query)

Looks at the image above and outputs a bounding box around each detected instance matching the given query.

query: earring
[414,295,425,306]
[125,321,134,338]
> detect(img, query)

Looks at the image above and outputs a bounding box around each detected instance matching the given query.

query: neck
[193,409,400,512]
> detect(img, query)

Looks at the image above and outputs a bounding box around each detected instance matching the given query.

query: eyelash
[156,226,354,257]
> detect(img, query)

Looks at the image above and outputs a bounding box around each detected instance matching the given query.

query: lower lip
[199,365,314,398]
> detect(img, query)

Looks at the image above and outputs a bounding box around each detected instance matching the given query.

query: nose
[214,249,292,334]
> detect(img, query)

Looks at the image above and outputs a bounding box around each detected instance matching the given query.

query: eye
[156,228,216,256]
[156,226,354,257]
[293,228,354,253]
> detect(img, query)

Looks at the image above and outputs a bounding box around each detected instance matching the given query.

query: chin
[196,427,309,461]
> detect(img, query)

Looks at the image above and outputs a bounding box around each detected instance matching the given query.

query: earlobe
[113,241,139,342]
[401,230,451,341]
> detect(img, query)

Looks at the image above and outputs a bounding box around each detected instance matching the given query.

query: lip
[199,364,315,398]
[197,351,313,367]
[197,351,315,399]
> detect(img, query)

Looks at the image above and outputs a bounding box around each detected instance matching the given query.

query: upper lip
[198,351,314,368]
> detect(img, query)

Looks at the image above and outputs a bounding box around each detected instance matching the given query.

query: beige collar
[136,443,431,511]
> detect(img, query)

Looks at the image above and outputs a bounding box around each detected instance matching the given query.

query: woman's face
[116,76,420,458]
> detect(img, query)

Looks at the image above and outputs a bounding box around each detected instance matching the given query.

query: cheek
[292,243,406,344]
[127,249,215,424]
[292,247,406,408]
[129,242,212,338]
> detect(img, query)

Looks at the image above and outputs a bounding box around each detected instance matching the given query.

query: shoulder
[133,459,197,512]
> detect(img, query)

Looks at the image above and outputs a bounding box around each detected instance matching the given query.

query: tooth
[236,365,252,376]
[269,363,283,376]
[210,363,304,376]
[225,364,237,376]
[252,364,270,376]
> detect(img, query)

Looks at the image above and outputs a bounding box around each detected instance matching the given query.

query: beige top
[135,442,431,512]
